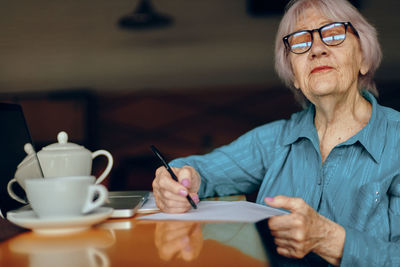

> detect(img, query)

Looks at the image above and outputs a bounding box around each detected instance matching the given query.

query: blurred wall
[0,0,399,93]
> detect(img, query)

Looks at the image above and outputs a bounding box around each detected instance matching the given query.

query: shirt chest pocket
[389,182,400,215]
[348,182,389,233]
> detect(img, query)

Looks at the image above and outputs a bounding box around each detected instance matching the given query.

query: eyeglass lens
[288,23,347,54]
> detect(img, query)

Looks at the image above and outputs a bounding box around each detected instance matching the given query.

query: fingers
[270,226,307,244]
[189,193,200,204]
[175,166,201,193]
[268,212,308,231]
[153,167,190,213]
[265,195,306,212]
[276,246,301,259]
[265,195,310,229]
[153,190,191,213]
[264,195,319,259]
[152,166,200,213]
[175,167,192,185]
[154,167,188,196]
[274,236,309,259]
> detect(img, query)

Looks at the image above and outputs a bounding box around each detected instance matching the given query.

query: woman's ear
[360,62,369,75]
[293,78,300,89]
[360,56,369,75]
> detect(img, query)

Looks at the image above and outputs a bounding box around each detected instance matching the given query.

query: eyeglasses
[283,22,359,54]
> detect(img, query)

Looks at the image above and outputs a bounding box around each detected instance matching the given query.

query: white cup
[25,176,108,218]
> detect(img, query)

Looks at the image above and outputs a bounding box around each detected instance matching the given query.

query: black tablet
[0,103,43,217]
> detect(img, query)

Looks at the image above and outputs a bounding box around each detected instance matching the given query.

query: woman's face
[289,8,368,104]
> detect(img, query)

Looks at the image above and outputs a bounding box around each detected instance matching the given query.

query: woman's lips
[311,65,333,74]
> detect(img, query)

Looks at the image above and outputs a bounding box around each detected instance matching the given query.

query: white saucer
[7,207,114,235]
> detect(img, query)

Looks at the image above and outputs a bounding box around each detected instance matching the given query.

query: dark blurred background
[1,0,399,192]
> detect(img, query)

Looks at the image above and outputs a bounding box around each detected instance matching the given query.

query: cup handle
[92,150,113,185]
[82,184,108,214]
[7,178,27,204]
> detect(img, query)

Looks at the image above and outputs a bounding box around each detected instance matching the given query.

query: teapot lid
[42,131,84,151]
[17,143,37,167]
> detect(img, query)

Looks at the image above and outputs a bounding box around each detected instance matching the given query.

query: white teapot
[8,131,113,204]
[37,131,113,182]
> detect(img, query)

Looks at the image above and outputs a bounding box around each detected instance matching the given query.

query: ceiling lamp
[118,0,173,30]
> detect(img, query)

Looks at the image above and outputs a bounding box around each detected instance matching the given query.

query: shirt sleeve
[341,228,400,266]
[169,126,274,198]
[341,178,400,266]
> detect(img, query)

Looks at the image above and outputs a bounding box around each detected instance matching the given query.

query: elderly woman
[152,0,400,265]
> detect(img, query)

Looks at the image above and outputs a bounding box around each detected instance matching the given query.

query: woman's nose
[309,32,328,58]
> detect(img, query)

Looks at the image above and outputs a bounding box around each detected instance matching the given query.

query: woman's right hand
[152,165,201,213]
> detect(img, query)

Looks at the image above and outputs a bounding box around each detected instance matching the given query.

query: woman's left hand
[265,195,345,266]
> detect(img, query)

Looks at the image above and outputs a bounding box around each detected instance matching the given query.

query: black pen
[150,145,197,209]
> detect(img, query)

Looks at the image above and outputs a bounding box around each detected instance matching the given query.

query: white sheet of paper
[138,201,287,222]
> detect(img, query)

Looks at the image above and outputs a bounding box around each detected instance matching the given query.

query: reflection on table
[0,218,268,267]
[0,193,324,267]
[8,228,114,267]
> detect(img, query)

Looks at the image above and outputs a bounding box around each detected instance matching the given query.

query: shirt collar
[283,104,319,149]
[342,91,386,163]
[282,91,386,163]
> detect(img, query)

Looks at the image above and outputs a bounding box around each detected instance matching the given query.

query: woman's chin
[303,84,338,99]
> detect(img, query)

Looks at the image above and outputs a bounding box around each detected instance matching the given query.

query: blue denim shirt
[170,91,400,266]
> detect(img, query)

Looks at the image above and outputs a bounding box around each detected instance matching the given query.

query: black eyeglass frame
[283,21,359,54]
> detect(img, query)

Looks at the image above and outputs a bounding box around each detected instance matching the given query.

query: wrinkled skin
[152,166,201,213]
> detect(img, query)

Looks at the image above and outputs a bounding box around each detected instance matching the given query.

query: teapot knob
[57,131,68,144]
[23,143,34,155]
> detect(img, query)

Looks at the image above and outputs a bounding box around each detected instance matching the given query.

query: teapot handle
[92,150,113,184]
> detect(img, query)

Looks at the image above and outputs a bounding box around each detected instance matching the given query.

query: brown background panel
[2,82,399,192]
